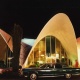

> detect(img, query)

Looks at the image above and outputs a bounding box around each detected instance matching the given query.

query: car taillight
[0,69,3,74]
[0,69,5,74]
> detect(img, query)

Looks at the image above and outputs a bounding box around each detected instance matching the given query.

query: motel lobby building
[22,13,79,68]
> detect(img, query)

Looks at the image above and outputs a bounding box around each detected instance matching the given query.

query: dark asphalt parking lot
[0,76,80,80]
[0,72,80,80]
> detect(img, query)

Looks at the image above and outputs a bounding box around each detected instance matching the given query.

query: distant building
[19,38,35,66]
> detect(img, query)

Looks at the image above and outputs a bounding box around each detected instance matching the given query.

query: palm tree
[11,24,23,72]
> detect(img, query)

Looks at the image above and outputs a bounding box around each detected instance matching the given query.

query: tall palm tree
[11,24,23,72]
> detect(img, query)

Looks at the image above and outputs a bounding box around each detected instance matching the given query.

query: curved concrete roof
[23,13,78,67]
[0,29,13,52]
[0,29,13,61]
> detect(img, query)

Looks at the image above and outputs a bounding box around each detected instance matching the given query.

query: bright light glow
[8,57,13,60]
[40,54,44,57]
[62,56,64,58]
[21,38,36,46]
[50,55,55,59]
[37,61,43,64]
[39,50,41,53]
[56,53,59,59]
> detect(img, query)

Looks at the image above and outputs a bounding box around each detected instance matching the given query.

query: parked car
[0,67,13,75]
[21,63,80,80]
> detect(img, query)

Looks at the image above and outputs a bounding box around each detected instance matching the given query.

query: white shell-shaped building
[23,13,78,68]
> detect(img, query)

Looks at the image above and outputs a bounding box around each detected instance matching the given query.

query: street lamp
[8,57,13,67]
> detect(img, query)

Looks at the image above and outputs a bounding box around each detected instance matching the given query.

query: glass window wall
[27,36,70,67]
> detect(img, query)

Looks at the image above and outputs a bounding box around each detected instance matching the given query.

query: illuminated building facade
[23,13,78,68]
[26,36,69,66]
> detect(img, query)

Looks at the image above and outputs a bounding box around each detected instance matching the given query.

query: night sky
[0,1,80,39]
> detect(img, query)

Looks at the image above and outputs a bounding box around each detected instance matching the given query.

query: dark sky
[0,1,80,39]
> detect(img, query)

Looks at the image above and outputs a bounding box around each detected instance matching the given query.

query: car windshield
[28,65,37,68]
[39,63,54,68]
